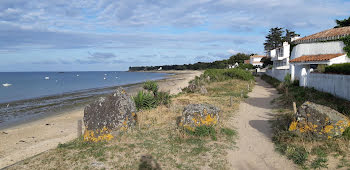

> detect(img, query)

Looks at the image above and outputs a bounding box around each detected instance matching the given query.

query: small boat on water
[76,74,80,77]
[104,77,107,80]
[2,83,12,87]
[45,77,50,80]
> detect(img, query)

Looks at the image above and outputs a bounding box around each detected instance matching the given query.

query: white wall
[291,41,345,60]
[265,69,290,82]
[305,73,350,101]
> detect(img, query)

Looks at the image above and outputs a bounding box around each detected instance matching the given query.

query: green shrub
[143,81,159,95]
[237,64,254,70]
[186,125,217,140]
[286,145,308,165]
[325,63,350,75]
[310,157,328,169]
[342,35,350,57]
[342,127,350,140]
[203,68,254,82]
[133,91,157,110]
[224,68,254,81]
[156,91,171,106]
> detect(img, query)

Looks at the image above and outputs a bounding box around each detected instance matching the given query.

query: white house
[290,26,350,83]
[249,55,265,67]
[269,42,292,70]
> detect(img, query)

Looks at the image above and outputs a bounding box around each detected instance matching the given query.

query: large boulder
[83,88,137,142]
[178,104,220,131]
[289,101,350,139]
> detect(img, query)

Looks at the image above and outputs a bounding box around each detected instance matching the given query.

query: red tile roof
[290,53,345,63]
[244,60,250,64]
[295,26,350,44]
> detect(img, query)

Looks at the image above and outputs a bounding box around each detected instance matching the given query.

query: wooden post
[293,102,297,114]
[248,84,250,91]
[77,120,82,138]
[286,87,289,96]
[241,90,243,98]
[230,96,233,107]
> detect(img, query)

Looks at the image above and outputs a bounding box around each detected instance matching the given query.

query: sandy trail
[0,70,202,169]
[227,78,298,170]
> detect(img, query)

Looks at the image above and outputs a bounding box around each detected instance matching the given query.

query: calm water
[0,71,167,127]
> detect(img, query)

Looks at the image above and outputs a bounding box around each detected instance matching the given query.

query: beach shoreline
[0,70,202,169]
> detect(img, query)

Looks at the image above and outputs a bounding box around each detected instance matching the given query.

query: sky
[0,0,349,71]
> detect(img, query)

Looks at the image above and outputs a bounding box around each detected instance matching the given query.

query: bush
[224,68,254,81]
[325,63,350,75]
[203,68,254,82]
[143,81,159,95]
[133,91,157,110]
[342,127,350,140]
[156,91,171,106]
[237,64,254,70]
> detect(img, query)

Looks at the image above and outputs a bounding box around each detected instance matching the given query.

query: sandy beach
[0,70,202,169]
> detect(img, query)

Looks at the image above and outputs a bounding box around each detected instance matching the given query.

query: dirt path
[227,78,298,170]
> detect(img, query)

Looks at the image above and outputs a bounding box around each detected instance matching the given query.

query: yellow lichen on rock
[289,121,297,131]
[83,126,114,142]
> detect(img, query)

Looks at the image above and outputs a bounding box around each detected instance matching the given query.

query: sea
[0,71,168,128]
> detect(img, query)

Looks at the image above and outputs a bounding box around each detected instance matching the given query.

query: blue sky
[0,0,349,71]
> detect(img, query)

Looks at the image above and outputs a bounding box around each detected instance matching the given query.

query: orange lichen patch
[84,126,114,142]
[289,121,298,131]
[323,125,334,133]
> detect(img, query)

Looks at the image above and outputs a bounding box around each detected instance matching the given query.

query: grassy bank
[9,69,254,170]
[261,74,350,169]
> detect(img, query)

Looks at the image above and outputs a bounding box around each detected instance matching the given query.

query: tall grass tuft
[133,91,157,110]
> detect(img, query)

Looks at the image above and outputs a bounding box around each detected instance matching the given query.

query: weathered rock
[199,86,208,94]
[178,104,220,131]
[186,82,198,93]
[289,101,350,139]
[83,87,137,142]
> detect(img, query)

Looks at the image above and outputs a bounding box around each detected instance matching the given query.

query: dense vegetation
[203,68,254,82]
[133,81,171,110]
[325,63,350,75]
[129,53,252,71]
[262,74,350,169]
[342,35,350,58]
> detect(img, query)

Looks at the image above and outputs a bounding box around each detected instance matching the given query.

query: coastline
[0,70,202,169]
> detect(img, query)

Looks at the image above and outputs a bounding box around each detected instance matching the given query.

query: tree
[228,53,250,64]
[261,57,273,68]
[264,27,284,51]
[334,17,350,28]
[283,29,300,44]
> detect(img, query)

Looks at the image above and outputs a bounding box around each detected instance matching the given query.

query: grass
[263,74,350,169]
[9,77,253,170]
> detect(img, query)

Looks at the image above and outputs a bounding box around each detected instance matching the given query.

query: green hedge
[203,68,254,81]
[325,63,350,75]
